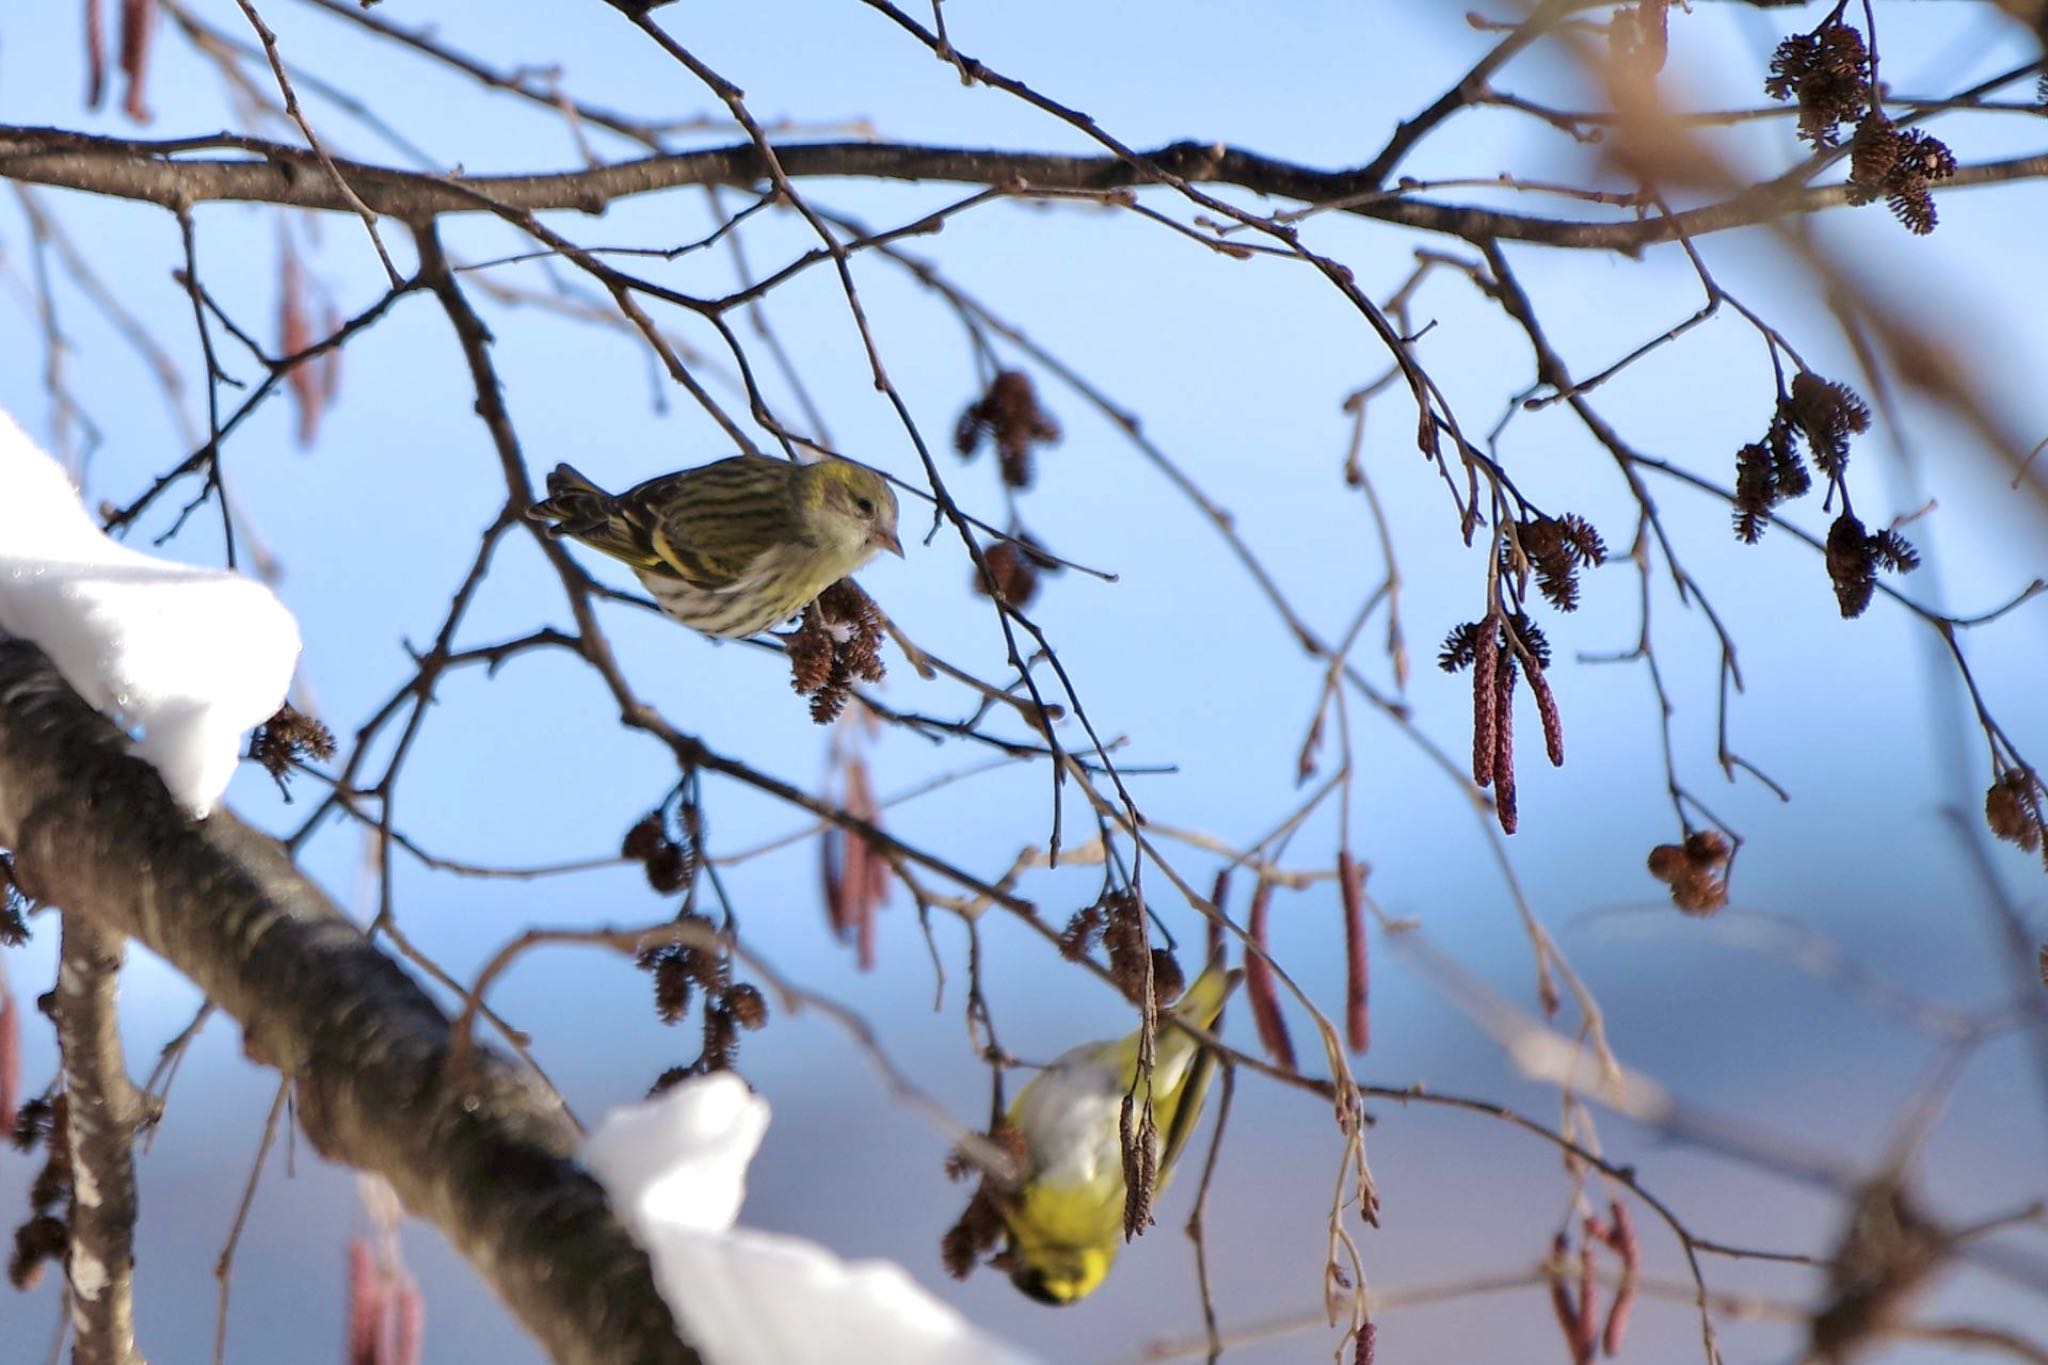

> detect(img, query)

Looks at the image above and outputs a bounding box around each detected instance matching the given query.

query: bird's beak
[874,526,904,558]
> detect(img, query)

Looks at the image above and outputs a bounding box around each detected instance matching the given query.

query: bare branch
[54,912,147,1365]
[4,125,2042,249]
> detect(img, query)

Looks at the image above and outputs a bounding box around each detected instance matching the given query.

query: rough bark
[2,123,2041,251]
[56,912,147,1365]
[0,638,694,1365]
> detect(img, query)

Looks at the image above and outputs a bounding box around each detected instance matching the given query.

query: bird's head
[999,1187,1120,1309]
[799,459,902,563]
[1005,1238,1115,1306]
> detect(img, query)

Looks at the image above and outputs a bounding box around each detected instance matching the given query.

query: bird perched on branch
[525,454,902,638]
[1000,964,1240,1305]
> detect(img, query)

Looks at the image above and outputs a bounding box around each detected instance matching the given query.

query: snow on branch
[586,1074,1042,1365]
[0,636,690,1365]
[0,408,297,816]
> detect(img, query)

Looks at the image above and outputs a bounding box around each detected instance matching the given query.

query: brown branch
[1358,0,1587,187]
[0,638,693,1365]
[4,124,2043,250]
[55,912,147,1365]
[1901,1320,2048,1364]
[225,0,401,283]
[211,1077,289,1365]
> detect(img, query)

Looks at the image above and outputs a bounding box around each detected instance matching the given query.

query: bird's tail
[524,464,655,567]
[1147,963,1239,1178]
[1169,963,1241,1035]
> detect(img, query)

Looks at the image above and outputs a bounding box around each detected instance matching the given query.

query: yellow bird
[1000,965,1240,1305]
[525,454,901,639]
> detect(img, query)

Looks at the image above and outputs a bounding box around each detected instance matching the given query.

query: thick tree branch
[3,124,2042,249]
[56,912,147,1365]
[0,638,693,1365]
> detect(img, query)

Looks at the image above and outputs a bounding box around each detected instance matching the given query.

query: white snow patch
[0,409,300,817]
[585,1074,1042,1365]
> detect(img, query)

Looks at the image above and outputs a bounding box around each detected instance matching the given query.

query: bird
[524,454,902,638]
[999,964,1240,1305]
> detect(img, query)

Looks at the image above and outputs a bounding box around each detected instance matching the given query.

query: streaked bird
[525,454,902,638]
[1001,964,1240,1305]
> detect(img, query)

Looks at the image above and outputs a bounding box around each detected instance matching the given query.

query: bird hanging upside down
[999,964,1241,1305]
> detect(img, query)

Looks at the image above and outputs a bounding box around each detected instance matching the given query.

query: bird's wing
[1137,965,1240,1176]
[619,456,796,592]
[1157,1042,1219,1178]
[1009,966,1239,1188]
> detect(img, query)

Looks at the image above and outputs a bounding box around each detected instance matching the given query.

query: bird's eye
[855,496,876,516]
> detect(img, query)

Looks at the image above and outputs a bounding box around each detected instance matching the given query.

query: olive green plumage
[525,455,902,638]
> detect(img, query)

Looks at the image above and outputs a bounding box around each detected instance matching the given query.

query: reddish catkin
[1244,880,1297,1071]
[1471,623,1498,786]
[1493,656,1519,835]
[1603,1201,1639,1357]
[848,835,877,971]
[1353,1320,1377,1365]
[1338,850,1370,1053]
[85,0,108,109]
[821,825,849,942]
[1602,1285,1634,1359]
[817,755,891,971]
[857,884,877,970]
[117,0,154,123]
[389,1272,425,1365]
[1574,1223,1601,1364]
[1546,1233,1582,1365]
[844,758,889,971]
[823,828,880,969]
[1528,664,1566,767]
[279,252,325,446]
[1206,866,1231,965]
[847,769,888,916]
[345,1239,382,1365]
[320,300,345,405]
[0,991,17,1139]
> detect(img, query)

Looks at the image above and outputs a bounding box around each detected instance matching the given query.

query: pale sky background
[1,3,2046,1363]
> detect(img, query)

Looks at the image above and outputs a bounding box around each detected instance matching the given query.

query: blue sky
[2,3,2046,1362]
